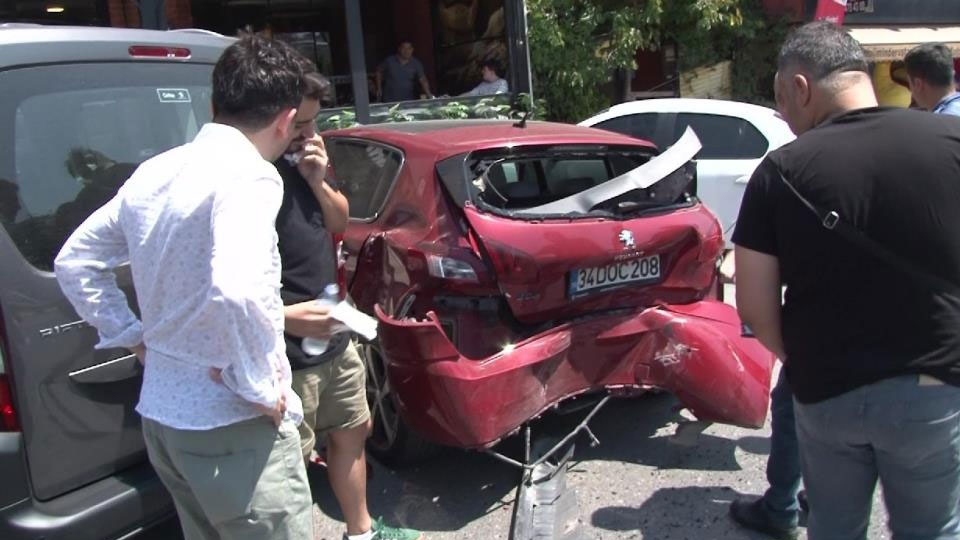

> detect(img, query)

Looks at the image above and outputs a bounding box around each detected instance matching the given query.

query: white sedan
[580,98,795,246]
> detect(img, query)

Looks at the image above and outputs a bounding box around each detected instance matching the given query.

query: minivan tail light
[128,45,191,59]
[0,375,17,432]
[0,303,18,432]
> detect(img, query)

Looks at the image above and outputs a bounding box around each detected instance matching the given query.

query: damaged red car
[325,119,775,462]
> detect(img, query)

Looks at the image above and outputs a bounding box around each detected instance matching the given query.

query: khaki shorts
[291,342,371,459]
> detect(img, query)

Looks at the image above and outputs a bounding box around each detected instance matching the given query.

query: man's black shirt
[275,159,348,369]
[733,107,960,403]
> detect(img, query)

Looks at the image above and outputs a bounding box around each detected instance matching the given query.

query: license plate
[569,254,661,295]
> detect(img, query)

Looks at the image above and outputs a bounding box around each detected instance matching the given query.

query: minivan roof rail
[0,23,44,29]
[168,28,227,38]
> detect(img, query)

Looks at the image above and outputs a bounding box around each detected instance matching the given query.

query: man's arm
[54,192,144,356]
[735,246,785,360]
[284,302,335,340]
[312,181,348,234]
[209,173,286,414]
[415,60,432,98]
[297,135,348,233]
[419,75,432,99]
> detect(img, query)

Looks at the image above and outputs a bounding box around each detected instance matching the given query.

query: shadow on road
[591,487,782,540]
[535,393,769,472]
[309,445,518,533]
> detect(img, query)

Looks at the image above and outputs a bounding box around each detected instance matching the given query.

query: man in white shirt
[54,36,315,540]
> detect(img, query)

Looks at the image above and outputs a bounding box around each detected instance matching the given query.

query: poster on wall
[432,0,508,96]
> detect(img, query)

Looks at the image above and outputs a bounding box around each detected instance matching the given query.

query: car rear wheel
[360,341,440,465]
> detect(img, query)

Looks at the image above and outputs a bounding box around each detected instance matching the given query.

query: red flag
[814,0,847,25]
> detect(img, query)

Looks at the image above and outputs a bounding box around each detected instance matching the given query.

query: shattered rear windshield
[464,145,696,217]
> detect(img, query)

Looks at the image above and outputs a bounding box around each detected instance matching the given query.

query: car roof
[0,25,234,68]
[326,119,658,158]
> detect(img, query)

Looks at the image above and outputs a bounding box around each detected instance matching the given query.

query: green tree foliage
[526,0,785,122]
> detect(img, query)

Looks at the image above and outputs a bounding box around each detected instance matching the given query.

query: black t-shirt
[733,107,960,403]
[275,159,348,369]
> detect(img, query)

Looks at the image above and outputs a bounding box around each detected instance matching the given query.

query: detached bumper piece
[511,441,582,540]
[375,300,774,449]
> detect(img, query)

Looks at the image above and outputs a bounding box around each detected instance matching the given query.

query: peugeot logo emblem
[618,230,636,249]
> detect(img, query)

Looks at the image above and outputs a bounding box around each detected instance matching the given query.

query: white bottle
[301,284,340,356]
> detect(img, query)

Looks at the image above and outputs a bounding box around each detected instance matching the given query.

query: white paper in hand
[329,301,378,341]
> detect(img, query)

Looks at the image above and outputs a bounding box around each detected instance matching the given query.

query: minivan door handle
[68,354,141,384]
[734,175,751,184]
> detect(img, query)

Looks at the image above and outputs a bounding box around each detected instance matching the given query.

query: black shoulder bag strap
[777,171,960,298]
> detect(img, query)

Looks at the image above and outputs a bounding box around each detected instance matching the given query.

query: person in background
[904,43,960,116]
[53,36,315,540]
[375,41,432,102]
[461,59,509,96]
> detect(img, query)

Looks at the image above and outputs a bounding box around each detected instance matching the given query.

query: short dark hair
[212,35,306,129]
[778,21,869,81]
[481,59,503,78]
[294,56,333,106]
[904,43,956,88]
[304,72,333,107]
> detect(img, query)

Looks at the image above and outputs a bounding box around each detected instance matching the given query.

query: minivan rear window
[0,62,214,270]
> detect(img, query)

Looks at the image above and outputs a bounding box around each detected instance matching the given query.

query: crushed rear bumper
[375,300,775,449]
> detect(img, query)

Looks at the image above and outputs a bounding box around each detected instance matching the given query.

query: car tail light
[0,305,19,432]
[427,255,479,282]
[481,240,541,284]
[128,45,191,59]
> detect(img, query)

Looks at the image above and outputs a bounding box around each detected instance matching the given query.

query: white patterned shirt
[55,123,302,430]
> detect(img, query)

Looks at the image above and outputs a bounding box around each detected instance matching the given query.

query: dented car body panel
[326,120,775,451]
[375,301,773,449]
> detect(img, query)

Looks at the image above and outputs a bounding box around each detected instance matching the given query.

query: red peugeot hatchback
[325,119,774,462]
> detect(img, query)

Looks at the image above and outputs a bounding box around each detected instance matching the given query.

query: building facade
[2,0,533,122]
[761,0,960,107]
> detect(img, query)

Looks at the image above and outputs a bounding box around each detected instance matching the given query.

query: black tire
[359,340,441,466]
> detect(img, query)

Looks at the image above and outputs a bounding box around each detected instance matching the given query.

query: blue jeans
[795,375,960,540]
[761,368,803,528]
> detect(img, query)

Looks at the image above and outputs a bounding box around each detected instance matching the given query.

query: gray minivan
[0,25,231,539]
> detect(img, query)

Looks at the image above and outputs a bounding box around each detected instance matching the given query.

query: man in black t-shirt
[278,69,423,540]
[733,22,960,540]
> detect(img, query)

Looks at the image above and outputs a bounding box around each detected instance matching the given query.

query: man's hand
[130,343,146,365]
[208,368,287,426]
[294,135,330,193]
[284,300,336,339]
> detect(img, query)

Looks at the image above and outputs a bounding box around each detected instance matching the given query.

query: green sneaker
[369,516,423,540]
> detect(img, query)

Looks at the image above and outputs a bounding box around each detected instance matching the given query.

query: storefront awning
[847,26,960,62]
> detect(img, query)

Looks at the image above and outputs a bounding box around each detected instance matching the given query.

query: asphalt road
[144,389,890,540]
